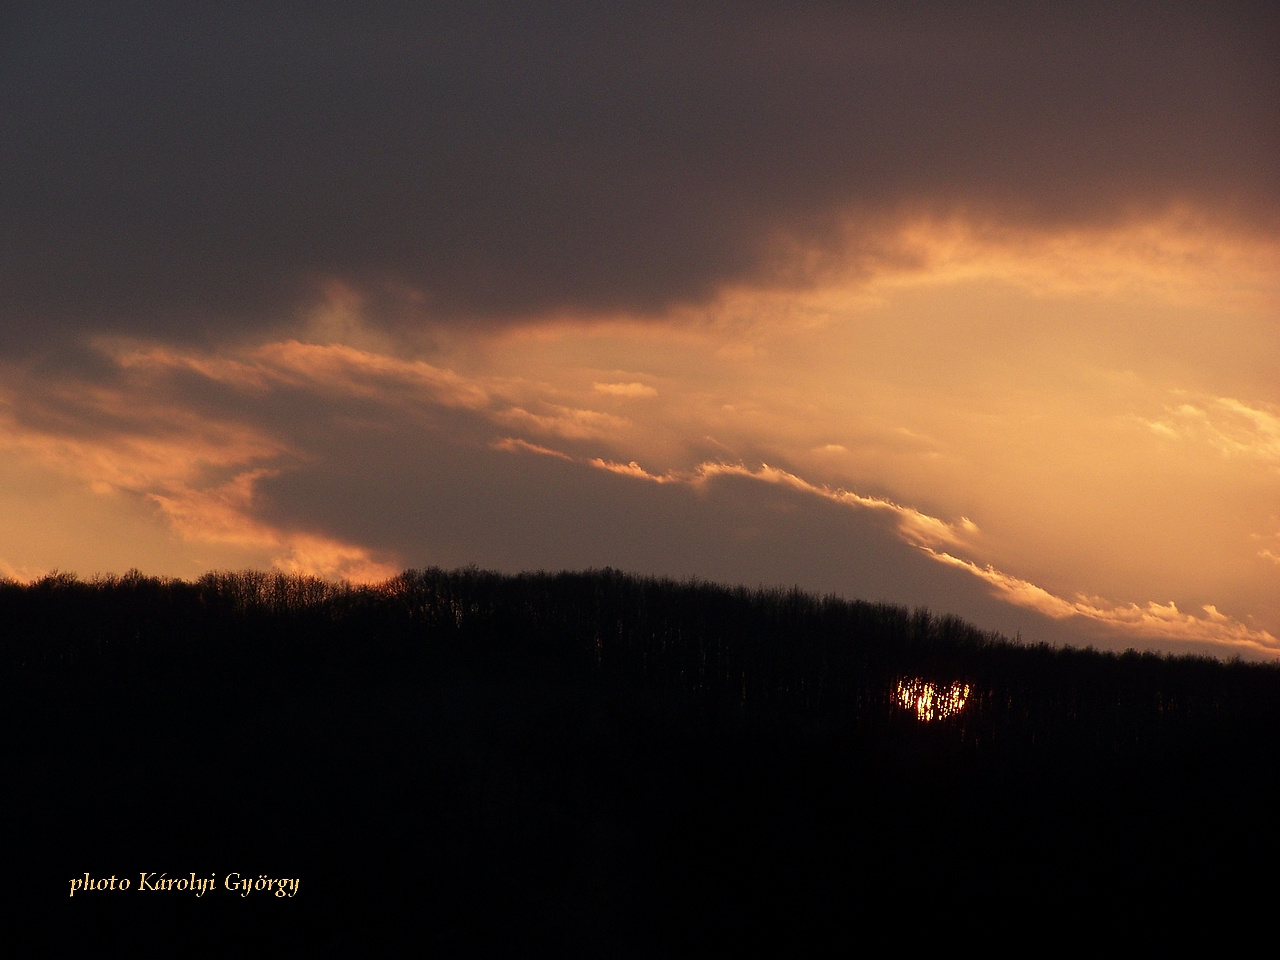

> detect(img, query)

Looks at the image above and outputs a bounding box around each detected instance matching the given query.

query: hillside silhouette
[6,567,1278,951]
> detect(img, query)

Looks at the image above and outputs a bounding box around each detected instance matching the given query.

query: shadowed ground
[4,568,1277,952]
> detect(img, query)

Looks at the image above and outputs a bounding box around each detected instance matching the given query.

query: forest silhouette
[7,567,1278,950]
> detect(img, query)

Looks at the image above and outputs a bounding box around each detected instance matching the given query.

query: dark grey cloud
[2,1,1276,348]
[250,410,1249,657]
[250,415,1074,642]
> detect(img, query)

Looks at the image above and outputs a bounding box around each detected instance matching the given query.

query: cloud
[57,327,1273,655]
[0,2,1272,664]
[490,437,575,461]
[593,382,657,398]
[590,459,675,483]
[924,550,1278,656]
[496,405,631,441]
[114,337,644,446]
[504,441,1273,655]
[0,358,397,583]
[691,462,979,551]
[112,339,493,412]
[1142,394,1280,469]
[0,367,286,493]
[250,341,493,410]
[1,2,1275,350]
[3,299,1274,655]
[0,558,46,583]
[581,455,978,549]
[149,474,399,584]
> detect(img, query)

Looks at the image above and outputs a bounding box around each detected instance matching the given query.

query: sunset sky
[2,2,1276,657]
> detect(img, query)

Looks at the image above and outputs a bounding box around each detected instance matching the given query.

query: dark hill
[5,567,1277,951]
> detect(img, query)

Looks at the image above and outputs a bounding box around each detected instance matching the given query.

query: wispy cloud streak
[922,550,1278,656]
[1143,394,1280,469]
[589,458,977,550]
[510,443,1275,654]
[0,361,397,583]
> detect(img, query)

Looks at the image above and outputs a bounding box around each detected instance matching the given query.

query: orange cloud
[0,558,47,583]
[593,381,658,398]
[1143,394,1280,469]
[496,405,631,441]
[114,339,492,412]
[841,209,1280,309]
[925,548,1278,656]
[582,456,977,549]
[490,437,575,461]
[0,361,397,584]
[504,438,1274,655]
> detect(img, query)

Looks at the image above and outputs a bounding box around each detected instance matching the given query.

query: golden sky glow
[2,6,1275,657]
[1,211,1275,656]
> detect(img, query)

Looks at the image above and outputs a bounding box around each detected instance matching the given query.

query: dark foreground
[4,568,1278,952]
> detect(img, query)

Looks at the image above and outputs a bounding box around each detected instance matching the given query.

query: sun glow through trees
[895,679,971,722]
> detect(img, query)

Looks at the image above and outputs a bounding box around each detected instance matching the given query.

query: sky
[1,2,1277,658]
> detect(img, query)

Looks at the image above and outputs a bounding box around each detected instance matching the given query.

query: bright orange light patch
[895,679,971,721]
